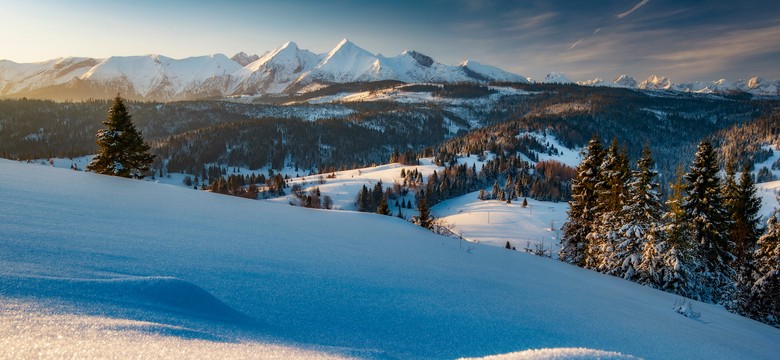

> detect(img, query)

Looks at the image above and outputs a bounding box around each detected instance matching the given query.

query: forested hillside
[1,83,776,182]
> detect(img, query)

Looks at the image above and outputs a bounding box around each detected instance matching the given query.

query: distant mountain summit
[0,39,529,101]
[543,72,573,84]
[613,75,637,88]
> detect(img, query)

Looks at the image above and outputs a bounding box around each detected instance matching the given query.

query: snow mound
[460,348,639,360]
[0,300,352,360]
[1,275,248,322]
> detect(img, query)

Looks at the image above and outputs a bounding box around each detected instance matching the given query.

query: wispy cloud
[616,0,650,19]
[648,24,780,77]
[569,38,584,50]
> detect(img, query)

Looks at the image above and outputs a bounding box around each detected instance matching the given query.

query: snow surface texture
[3,159,780,359]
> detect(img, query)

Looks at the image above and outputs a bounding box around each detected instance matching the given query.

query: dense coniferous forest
[1,83,777,183]
[710,112,780,176]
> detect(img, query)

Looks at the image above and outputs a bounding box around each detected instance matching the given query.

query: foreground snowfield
[2,159,780,359]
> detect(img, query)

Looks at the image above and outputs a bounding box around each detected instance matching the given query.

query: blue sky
[1,0,779,82]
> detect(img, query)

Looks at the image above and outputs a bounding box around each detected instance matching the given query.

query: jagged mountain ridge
[0,39,528,101]
[571,72,780,95]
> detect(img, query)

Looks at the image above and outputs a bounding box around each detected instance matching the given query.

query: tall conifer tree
[587,139,630,272]
[684,140,735,303]
[87,95,154,178]
[615,145,662,281]
[728,164,762,269]
[657,165,702,298]
[560,135,604,266]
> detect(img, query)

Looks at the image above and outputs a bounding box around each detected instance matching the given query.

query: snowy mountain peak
[329,38,366,56]
[748,76,764,89]
[229,41,321,95]
[638,75,672,90]
[577,78,604,86]
[543,72,573,84]
[742,76,779,95]
[613,74,637,88]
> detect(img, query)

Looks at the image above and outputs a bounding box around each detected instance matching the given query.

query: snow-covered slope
[80,54,242,98]
[229,41,322,95]
[3,159,780,359]
[0,57,99,94]
[459,60,529,83]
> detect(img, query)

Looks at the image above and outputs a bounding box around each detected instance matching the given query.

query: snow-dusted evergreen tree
[614,145,662,281]
[739,210,780,325]
[416,196,432,229]
[656,166,702,298]
[87,95,155,178]
[684,140,735,303]
[726,164,762,269]
[560,135,604,267]
[586,139,629,273]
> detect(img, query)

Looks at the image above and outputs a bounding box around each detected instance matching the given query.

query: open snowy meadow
[2,159,780,359]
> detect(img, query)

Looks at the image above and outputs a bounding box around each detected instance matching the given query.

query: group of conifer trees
[560,135,780,326]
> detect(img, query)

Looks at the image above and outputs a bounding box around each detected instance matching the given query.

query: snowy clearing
[432,191,567,254]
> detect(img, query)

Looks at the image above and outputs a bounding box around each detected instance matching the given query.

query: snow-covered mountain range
[3,38,777,101]
[0,39,528,101]
[573,73,780,95]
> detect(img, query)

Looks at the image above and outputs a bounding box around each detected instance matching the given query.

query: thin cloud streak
[569,38,584,50]
[617,0,650,19]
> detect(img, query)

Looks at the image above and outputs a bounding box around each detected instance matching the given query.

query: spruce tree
[738,210,780,325]
[657,165,702,298]
[417,197,432,229]
[560,135,604,267]
[587,139,630,273]
[616,145,662,281]
[87,95,155,178]
[728,164,762,269]
[684,140,735,303]
[377,197,390,216]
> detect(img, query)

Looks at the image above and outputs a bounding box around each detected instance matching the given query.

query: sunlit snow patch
[460,348,640,360]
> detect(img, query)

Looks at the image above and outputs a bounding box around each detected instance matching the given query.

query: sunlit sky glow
[1,0,779,82]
